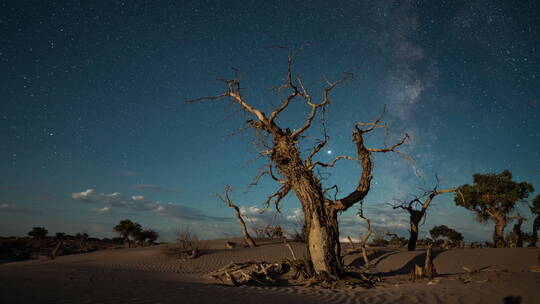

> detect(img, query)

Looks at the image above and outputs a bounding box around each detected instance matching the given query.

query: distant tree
[134,229,159,246]
[113,219,141,248]
[392,177,456,251]
[429,225,463,247]
[454,170,534,248]
[28,227,48,241]
[531,194,540,246]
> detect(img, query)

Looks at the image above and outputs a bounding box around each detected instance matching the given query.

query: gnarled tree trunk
[188,54,410,277]
[272,136,343,276]
[409,218,420,251]
[492,215,507,248]
[533,215,540,246]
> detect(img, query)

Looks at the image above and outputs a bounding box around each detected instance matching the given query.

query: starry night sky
[1,0,539,241]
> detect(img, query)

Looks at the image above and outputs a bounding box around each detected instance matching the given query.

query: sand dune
[1,240,539,304]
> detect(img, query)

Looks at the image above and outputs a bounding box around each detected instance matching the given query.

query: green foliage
[134,229,159,244]
[429,225,463,243]
[454,170,534,221]
[113,219,142,247]
[28,227,48,240]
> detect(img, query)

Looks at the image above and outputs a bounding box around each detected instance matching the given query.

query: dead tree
[217,186,257,248]
[393,181,456,251]
[357,202,372,267]
[188,51,410,277]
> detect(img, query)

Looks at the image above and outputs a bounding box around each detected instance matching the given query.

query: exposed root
[209,259,381,289]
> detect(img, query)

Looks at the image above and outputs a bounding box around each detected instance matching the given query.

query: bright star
[327,150,332,154]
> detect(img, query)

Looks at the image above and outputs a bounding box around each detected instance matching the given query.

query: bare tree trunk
[533,216,539,246]
[493,217,507,248]
[424,244,436,279]
[50,240,63,260]
[408,220,420,251]
[272,137,343,277]
[218,187,257,248]
[358,205,372,267]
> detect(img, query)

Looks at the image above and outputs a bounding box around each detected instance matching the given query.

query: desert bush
[370,230,389,247]
[163,226,205,259]
[292,223,307,243]
[253,224,285,240]
[387,233,407,247]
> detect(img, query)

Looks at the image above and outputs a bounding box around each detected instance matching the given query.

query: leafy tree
[134,229,159,246]
[429,225,463,247]
[531,194,540,245]
[454,170,534,248]
[113,219,141,248]
[28,227,48,240]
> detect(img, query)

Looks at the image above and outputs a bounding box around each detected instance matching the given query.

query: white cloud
[72,189,221,221]
[97,206,110,214]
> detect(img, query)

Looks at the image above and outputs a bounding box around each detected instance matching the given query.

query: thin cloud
[0,203,43,215]
[119,170,139,176]
[134,184,182,193]
[72,189,222,221]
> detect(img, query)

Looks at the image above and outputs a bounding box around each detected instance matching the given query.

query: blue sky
[1,0,539,242]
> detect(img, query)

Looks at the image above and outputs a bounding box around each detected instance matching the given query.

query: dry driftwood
[410,244,436,281]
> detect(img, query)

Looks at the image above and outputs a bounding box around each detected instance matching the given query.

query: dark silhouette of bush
[28,227,48,241]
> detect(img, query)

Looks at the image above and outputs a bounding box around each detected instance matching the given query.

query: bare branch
[260,183,292,214]
[268,53,299,124]
[217,186,257,247]
[305,137,328,167]
[355,105,387,133]
[323,185,339,200]
[186,79,268,124]
[308,155,356,170]
[367,133,410,153]
[291,72,352,138]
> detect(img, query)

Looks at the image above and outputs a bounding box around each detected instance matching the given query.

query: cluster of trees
[429,225,463,247]
[190,52,540,278]
[113,219,159,248]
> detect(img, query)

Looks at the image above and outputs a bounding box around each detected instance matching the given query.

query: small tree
[113,219,141,248]
[454,170,534,248]
[28,227,48,241]
[429,225,463,247]
[392,179,456,251]
[531,195,540,246]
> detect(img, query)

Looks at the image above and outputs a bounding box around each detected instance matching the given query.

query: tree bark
[533,215,539,246]
[408,220,420,251]
[493,216,507,248]
[272,135,343,277]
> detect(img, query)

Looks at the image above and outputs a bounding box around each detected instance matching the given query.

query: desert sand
[1,239,539,304]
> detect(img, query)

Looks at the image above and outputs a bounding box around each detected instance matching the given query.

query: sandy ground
[1,239,539,304]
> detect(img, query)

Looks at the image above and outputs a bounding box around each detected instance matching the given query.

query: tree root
[209,259,381,289]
